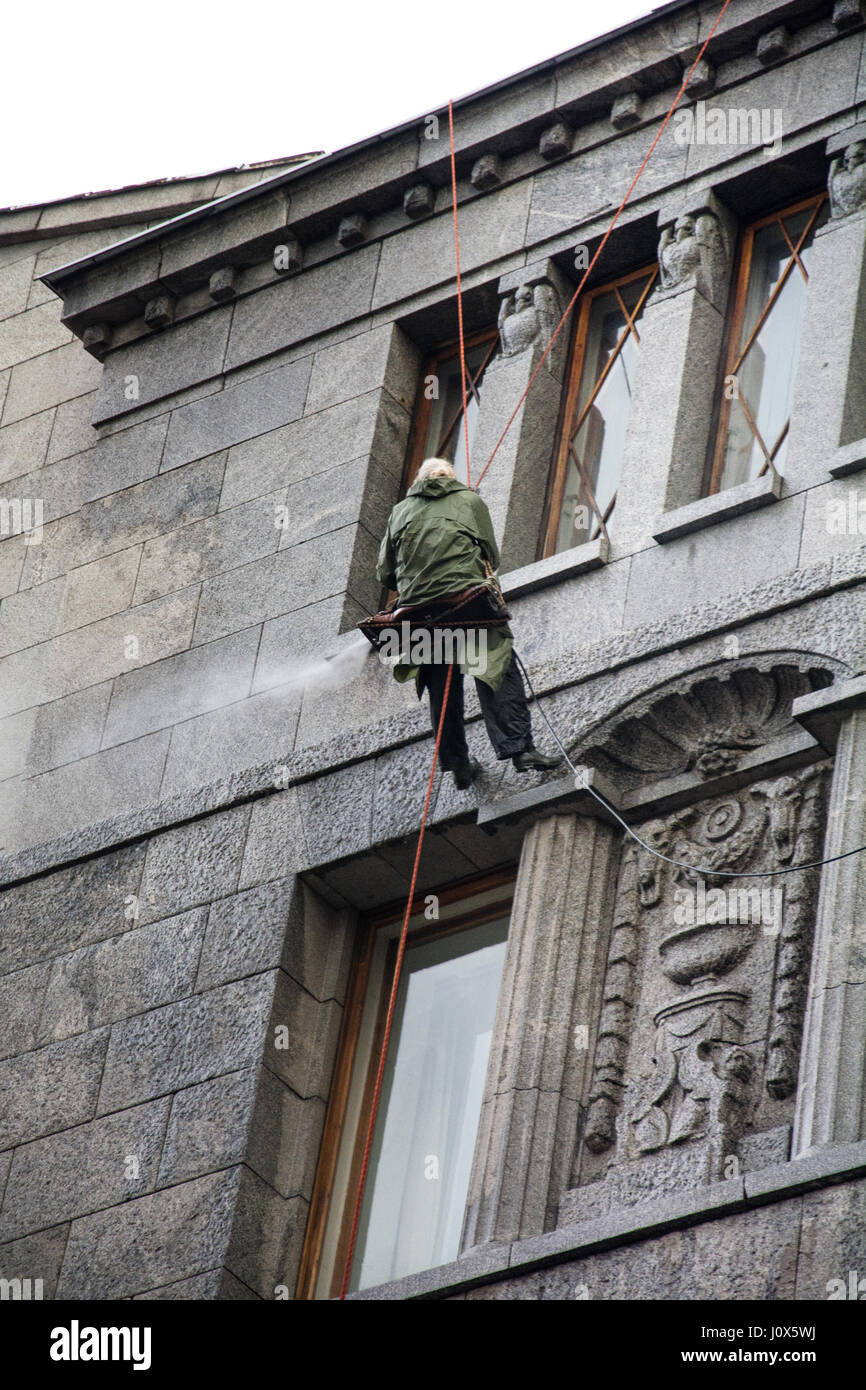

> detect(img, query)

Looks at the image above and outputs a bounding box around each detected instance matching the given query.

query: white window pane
[556,277,649,554]
[718,204,824,491]
[351,916,508,1291]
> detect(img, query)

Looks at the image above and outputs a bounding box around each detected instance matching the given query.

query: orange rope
[338,663,454,1299]
[473,0,734,489]
[448,99,471,487]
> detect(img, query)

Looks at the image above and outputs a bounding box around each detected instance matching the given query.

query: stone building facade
[1,0,866,1301]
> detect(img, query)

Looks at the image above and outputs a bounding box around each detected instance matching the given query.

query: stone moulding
[0,583,856,892]
[584,839,640,1154]
[39,7,856,353]
[345,1141,866,1300]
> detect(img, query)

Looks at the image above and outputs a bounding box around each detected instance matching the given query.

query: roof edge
[41,0,699,288]
[0,153,323,219]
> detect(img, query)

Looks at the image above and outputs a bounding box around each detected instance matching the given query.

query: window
[403,328,498,489]
[708,193,829,493]
[297,873,514,1299]
[543,265,657,556]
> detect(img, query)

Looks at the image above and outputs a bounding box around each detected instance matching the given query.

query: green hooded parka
[375,475,513,692]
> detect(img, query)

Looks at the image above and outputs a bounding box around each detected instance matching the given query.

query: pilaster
[612,188,736,553]
[785,126,866,490]
[460,810,619,1249]
[471,258,572,572]
[792,685,866,1155]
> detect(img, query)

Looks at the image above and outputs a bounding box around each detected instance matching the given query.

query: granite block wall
[2,0,866,1299]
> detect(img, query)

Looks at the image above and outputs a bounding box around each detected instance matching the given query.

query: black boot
[453,758,482,790]
[512,747,563,773]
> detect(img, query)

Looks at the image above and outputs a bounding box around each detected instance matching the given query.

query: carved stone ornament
[336,212,367,248]
[829,140,866,219]
[657,209,730,303]
[579,663,832,791]
[143,294,174,331]
[403,182,434,220]
[584,765,828,1179]
[81,322,112,360]
[832,0,865,34]
[573,661,837,1196]
[684,57,715,98]
[539,122,572,160]
[497,280,561,362]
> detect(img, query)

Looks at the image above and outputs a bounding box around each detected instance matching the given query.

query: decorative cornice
[38,3,861,357]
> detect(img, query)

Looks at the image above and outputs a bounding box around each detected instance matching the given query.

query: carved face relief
[656,209,729,302]
[497,279,562,364]
[636,819,671,906]
[830,141,866,218]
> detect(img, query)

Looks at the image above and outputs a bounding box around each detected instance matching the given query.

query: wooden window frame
[705,191,828,497]
[541,263,658,559]
[294,867,516,1301]
[400,326,499,495]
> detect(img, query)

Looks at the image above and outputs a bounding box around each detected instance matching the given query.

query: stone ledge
[792,671,866,752]
[345,1241,512,1301]
[828,437,866,478]
[340,1141,866,1299]
[745,1138,866,1201]
[476,765,619,827]
[501,537,608,600]
[475,728,825,830]
[652,470,782,544]
[538,1176,747,1267]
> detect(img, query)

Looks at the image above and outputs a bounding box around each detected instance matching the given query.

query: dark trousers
[419,650,533,772]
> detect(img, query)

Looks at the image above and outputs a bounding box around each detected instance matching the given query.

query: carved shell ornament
[577,663,833,791]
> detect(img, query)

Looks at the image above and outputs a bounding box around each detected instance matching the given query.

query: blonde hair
[415,457,456,482]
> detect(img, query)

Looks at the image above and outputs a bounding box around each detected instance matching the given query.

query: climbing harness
[358,558,510,653]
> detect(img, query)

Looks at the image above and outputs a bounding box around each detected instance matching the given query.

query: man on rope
[375,457,562,789]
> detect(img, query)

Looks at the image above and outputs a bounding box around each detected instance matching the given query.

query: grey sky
[3,0,661,209]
